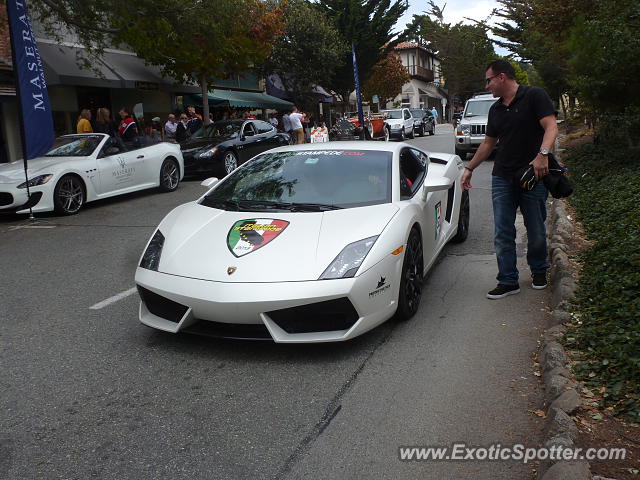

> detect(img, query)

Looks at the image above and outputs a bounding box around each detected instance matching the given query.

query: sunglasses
[485,73,501,84]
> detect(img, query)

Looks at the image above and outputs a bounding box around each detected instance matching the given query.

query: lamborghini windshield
[201,150,392,211]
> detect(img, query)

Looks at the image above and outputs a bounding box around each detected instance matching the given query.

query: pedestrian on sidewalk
[460,59,558,300]
[289,107,305,144]
[186,106,202,135]
[164,114,178,142]
[176,114,189,143]
[117,107,139,145]
[282,111,292,137]
[431,106,438,124]
[77,109,93,134]
[94,108,117,137]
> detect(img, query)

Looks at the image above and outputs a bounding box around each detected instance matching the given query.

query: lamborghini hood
[156,202,399,282]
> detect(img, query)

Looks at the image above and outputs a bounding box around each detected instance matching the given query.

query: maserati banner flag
[6,0,55,160]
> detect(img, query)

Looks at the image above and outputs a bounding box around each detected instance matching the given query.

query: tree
[317,0,409,104]
[404,2,496,103]
[567,0,640,114]
[30,0,284,122]
[362,52,410,106]
[260,0,349,110]
[491,0,595,105]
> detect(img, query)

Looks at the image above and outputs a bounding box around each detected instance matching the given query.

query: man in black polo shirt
[461,60,558,299]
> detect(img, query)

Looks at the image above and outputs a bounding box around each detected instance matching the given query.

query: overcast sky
[397,0,497,28]
[394,0,510,55]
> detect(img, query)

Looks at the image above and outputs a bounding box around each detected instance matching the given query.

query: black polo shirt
[486,85,555,180]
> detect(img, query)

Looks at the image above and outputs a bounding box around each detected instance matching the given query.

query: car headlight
[319,236,378,280]
[17,174,53,189]
[460,125,470,135]
[139,229,165,271]
[199,147,218,159]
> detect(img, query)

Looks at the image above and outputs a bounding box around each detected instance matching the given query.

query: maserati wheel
[53,175,85,215]
[223,151,238,175]
[159,158,180,192]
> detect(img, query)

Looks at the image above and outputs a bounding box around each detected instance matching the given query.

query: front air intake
[137,286,188,323]
[266,298,359,334]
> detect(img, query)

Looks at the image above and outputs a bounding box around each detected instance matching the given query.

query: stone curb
[537,198,603,480]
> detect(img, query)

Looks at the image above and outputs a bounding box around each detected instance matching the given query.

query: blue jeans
[492,175,549,285]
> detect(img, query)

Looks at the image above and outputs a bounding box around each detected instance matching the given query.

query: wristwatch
[539,148,549,156]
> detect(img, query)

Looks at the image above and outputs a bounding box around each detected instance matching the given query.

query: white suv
[454,94,496,158]
[381,108,414,141]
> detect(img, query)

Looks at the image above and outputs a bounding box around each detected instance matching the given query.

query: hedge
[564,141,640,421]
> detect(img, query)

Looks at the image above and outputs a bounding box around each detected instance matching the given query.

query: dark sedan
[180,119,290,176]
[410,109,436,136]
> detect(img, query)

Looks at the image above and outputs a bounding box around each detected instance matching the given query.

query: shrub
[564,142,640,421]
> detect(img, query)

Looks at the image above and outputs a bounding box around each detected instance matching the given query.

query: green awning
[187,90,294,109]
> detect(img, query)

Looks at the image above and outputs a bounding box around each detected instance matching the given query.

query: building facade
[390,42,449,121]
[0,15,290,163]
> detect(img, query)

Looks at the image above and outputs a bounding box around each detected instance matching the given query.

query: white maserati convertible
[135,142,469,343]
[0,134,184,215]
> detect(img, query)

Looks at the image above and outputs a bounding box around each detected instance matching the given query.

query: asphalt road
[0,124,548,479]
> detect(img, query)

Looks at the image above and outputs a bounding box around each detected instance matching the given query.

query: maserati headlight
[17,174,53,189]
[199,147,218,159]
[319,236,378,280]
[139,229,165,271]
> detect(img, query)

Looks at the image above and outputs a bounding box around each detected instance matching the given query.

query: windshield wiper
[240,200,289,211]
[287,202,343,212]
[201,199,343,212]
[239,201,343,212]
[201,198,240,210]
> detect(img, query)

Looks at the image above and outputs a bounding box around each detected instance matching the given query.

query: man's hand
[530,154,549,180]
[461,168,473,190]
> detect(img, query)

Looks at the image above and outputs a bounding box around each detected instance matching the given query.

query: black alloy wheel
[384,127,390,142]
[53,174,85,215]
[159,158,180,192]
[451,189,470,243]
[396,229,424,320]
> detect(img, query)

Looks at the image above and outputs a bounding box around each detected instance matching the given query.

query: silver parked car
[454,94,496,159]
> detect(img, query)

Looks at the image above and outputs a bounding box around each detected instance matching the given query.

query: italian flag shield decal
[227,219,290,257]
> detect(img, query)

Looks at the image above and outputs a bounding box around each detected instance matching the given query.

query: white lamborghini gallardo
[135,142,469,343]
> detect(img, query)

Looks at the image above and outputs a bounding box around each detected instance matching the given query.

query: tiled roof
[395,42,421,49]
